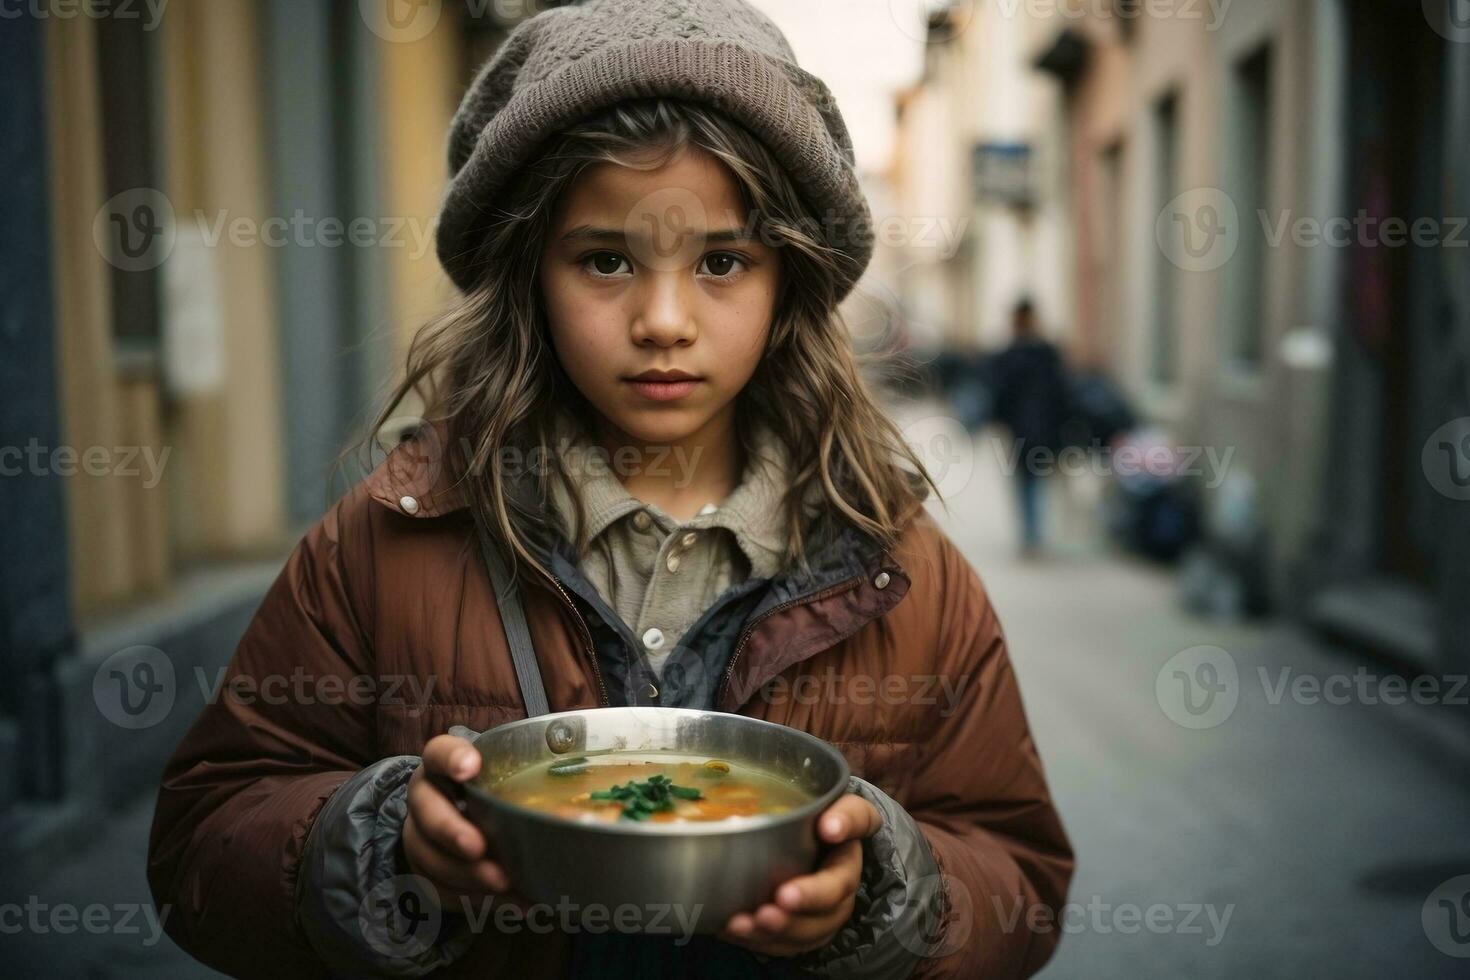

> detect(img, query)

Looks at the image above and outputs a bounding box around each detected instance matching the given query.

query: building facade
[1024,0,1470,670]
[886,2,1073,354]
[0,0,539,875]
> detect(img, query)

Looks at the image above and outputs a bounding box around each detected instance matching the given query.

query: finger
[720,915,804,957]
[720,905,847,959]
[766,901,855,948]
[403,815,509,896]
[422,734,481,781]
[753,902,792,933]
[818,794,883,844]
[721,907,802,938]
[408,767,486,860]
[773,840,864,913]
[723,911,757,938]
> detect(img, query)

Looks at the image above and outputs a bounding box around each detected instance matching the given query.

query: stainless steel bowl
[450,707,850,935]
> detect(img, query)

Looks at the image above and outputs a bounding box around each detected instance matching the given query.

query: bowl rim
[458,706,852,838]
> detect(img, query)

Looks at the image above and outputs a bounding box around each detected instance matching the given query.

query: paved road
[10,419,1470,978]
[922,421,1470,978]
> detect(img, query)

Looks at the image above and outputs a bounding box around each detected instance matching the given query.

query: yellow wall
[377,19,463,357]
[156,0,286,560]
[45,0,290,619]
[44,15,169,617]
[46,0,477,617]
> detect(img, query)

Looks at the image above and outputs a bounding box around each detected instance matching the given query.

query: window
[96,1,162,355]
[1097,141,1125,361]
[1224,45,1273,369]
[1150,91,1180,385]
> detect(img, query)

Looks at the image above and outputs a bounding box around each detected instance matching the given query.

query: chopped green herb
[589,773,704,821]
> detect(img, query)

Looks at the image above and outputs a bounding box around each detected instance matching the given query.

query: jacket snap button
[399,495,420,515]
[874,571,891,589]
[643,682,659,700]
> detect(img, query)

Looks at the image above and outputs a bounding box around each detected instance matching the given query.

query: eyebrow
[559,225,757,246]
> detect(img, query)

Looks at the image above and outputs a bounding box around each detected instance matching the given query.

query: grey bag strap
[471,511,551,718]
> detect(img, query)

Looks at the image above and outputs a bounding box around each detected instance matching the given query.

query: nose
[629,273,698,349]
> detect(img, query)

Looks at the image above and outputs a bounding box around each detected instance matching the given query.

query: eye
[699,252,748,279]
[583,252,631,278]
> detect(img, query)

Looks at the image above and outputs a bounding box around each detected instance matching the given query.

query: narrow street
[924,418,1470,978]
[10,420,1470,978]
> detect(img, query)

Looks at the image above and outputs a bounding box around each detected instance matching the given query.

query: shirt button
[642,627,665,650]
[632,511,652,531]
[681,531,698,547]
[643,682,660,700]
[666,552,681,573]
[697,503,718,516]
[399,495,420,515]
[874,571,891,589]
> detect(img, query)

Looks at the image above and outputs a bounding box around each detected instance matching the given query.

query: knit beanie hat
[435,0,874,300]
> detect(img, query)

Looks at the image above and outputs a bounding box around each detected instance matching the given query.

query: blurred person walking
[991,299,1069,557]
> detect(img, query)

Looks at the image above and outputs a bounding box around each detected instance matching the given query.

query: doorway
[1342,0,1445,585]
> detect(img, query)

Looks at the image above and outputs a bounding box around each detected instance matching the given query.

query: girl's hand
[403,734,512,912]
[718,793,883,958]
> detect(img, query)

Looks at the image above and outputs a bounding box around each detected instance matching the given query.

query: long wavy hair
[368,98,936,586]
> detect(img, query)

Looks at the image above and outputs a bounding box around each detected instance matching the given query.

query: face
[540,145,780,449]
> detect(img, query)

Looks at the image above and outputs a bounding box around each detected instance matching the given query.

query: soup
[488,753,812,825]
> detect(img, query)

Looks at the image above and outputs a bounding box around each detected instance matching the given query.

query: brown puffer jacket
[147,435,1073,979]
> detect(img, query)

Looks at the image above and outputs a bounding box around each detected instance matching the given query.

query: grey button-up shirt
[547,420,792,682]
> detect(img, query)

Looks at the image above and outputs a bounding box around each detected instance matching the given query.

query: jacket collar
[363,418,907,599]
[542,413,795,580]
[364,421,469,519]
[364,421,914,713]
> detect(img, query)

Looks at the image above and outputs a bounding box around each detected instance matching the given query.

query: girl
[147,1,1073,977]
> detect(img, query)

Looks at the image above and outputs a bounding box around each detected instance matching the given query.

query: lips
[624,370,702,402]
[628,369,700,383]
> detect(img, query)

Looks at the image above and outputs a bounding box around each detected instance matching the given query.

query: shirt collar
[361,417,902,599]
[546,414,793,579]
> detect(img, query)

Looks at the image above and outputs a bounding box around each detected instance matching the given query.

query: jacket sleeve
[146,488,454,978]
[788,776,943,980]
[900,532,1075,980]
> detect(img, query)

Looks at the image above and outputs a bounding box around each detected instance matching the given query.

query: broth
[488,753,812,825]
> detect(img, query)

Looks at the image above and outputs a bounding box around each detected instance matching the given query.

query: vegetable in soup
[489,754,811,825]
